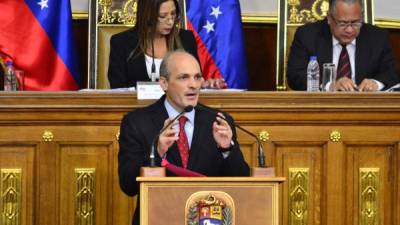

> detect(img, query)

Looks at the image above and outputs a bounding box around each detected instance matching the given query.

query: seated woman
[107,0,226,89]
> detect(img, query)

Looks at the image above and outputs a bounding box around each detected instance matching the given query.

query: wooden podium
[137,177,285,225]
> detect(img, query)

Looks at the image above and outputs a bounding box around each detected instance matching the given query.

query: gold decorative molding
[72,11,88,20]
[241,14,277,24]
[42,131,54,142]
[359,168,379,225]
[259,130,270,142]
[276,85,287,91]
[1,169,22,225]
[289,168,309,225]
[71,9,400,30]
[116,131,120,141]
[98,0,137,25]
[98,0,113,24]
[240,14,400,28]
[74,12,278,24]
[288,0,329,25]
[75,169,96,225]
[375,18,400,29]
[329,130,341,142]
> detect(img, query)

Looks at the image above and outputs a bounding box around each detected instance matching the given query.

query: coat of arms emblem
[185,191,235,225]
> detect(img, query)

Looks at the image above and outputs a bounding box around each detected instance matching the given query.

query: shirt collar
[164,99,195,124]
[332,36,356,47]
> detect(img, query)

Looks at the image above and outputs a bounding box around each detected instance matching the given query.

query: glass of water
[15,70,25,91]
[321,63,336,92]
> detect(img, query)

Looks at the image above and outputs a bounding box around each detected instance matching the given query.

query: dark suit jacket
[118,96,250,225]
[287,19,399,90]
[108,28,199,89]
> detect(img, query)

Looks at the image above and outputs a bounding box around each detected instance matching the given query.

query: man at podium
[118,50,250,225]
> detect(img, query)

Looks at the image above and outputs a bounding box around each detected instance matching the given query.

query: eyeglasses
[331,16,363,29]
[158,14,180,24]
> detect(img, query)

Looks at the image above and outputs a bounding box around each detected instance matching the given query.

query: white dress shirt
[331,36,384,90]
[164,100,195,149]
[163,100,231,158]
[332,37,356,82]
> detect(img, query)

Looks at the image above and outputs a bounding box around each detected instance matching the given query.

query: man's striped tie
[337,44,351,79]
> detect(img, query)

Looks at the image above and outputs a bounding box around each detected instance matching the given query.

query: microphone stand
[150,37,156,82]
[196,105,275,177]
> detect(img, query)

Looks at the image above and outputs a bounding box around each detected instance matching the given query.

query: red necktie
[177,116,189,168]
[336,44,351,79]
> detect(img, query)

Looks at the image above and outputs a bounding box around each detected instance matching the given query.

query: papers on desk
[201,88,246,92]
[386,83,400,92]
[136,82,164,99]
[79,86,246,100]
[79,87,136,92]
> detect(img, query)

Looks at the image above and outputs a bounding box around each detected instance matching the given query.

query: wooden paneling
[277,145,323,225]
[346,144,395,225]
[73,19,89,88]
[59,145,110,225]
[0,145,35,225]
[389,29,400,74]
[0,92,400,225]
[243,23,277,90]
[137,177,284,225]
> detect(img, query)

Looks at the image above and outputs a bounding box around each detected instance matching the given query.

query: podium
[137,177,285,225]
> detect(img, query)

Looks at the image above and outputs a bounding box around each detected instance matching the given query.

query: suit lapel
[317,20,333,66]
[187,108,209,169]
[149,97,182,167]
[128,53,151,82]
[355,26,369,84]
[153,98,190,167]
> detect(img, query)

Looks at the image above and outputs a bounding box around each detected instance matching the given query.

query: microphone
[150,38,156,81]
[196,105,266,168]
[149,105,194,167]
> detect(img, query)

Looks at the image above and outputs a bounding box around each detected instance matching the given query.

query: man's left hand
[358,79,379,92]
[202,78,228,89]
[212,112,233,149]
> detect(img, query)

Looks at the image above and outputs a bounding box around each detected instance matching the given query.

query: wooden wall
[72,20,400,90]
[73,19,89,88]
[243,23,277,90]
[389,29,400,71]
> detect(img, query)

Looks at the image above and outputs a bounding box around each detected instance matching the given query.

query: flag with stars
[0,0,80,90]
[186,0,249,89]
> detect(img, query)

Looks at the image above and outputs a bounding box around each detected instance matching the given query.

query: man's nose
[344,25,356,32]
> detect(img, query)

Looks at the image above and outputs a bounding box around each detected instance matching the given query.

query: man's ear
[159,76,168,92]
[327,15,332,25]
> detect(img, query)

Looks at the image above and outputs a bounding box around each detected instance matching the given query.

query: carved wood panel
[0,144,36,225]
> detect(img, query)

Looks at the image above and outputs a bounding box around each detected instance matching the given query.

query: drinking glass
[15,70,25,91]
[321,63,336,92]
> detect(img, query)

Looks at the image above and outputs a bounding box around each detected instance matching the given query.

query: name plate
[137,81,164,100]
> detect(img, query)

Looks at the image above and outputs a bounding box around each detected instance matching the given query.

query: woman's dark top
[107,28,199,88]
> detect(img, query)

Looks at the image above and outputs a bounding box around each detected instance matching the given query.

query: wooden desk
[0,91,399,225]
[137,177,285,225]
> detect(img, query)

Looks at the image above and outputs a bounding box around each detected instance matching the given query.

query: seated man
[287,0,399,91]
[118,50,250,225]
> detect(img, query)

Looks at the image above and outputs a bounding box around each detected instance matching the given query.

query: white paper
[136,82,164,99]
